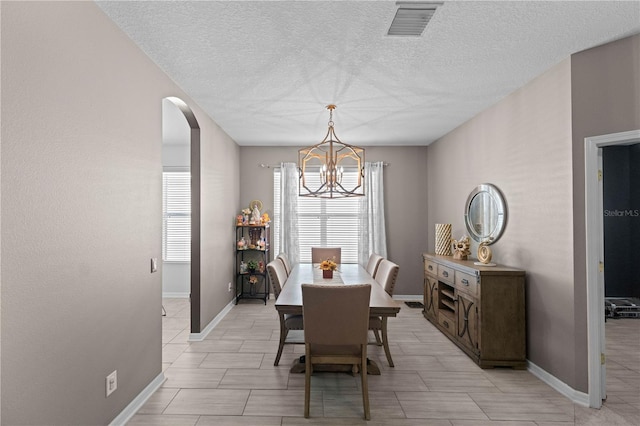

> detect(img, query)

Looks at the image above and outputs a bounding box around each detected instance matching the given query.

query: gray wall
[428,58,576,387]
[570,33,640,391]
[1,2,239,424]
[239,146,429,296]
[427,34,640,393]
[197,110,241,331]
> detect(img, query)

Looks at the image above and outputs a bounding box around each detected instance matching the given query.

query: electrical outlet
[106,370,117,397]
[228,282,232,292]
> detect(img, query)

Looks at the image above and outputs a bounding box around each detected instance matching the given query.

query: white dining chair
[368,259,400,367]
[311,247,341,264]
[267,260,303,366]
[365,253,384,278]
[276,252,292,277]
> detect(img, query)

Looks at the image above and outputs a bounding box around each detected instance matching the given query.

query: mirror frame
[464,183,507,245]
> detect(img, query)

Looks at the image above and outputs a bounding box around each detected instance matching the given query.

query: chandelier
[298,105,365,198]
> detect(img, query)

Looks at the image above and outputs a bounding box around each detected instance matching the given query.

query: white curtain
[358,161,387,266]
[279,162,300,266]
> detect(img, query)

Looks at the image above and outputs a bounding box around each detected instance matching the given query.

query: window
[274,168,361,263]
[162,170,190,262]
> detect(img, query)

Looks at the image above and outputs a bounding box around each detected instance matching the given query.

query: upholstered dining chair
[375,259,400,297]
[311,247,341,264]
[276,252,292,277]
[365,253,384,278]
[302,283,372,420]
[368,259,400,367]
[267,260,303,366]
[266,259,288,299]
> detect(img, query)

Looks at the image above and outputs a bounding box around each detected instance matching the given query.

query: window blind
[162,171,191,262]
[274,168,361,263]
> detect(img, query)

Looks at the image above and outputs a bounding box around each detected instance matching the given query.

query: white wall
[162,144,190,167]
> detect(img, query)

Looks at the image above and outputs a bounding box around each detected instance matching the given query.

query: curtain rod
[259,162,390,168]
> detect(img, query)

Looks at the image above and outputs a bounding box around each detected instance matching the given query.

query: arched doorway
[162,97,201,333]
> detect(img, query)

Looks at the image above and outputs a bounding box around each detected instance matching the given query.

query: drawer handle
[442,271,449,278]
[443,320,449,329]
[428,265,433,271]
[461,278,469,286]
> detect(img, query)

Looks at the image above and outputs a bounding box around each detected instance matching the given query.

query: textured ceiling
[97,1,640,146]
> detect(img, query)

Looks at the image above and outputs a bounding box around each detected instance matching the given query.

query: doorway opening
[162,97,201,339]
[585,129,640,408]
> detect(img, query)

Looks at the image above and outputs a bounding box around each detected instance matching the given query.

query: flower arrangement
[247,260,259,272]
[318,258,338,271]
[241,208,251,216]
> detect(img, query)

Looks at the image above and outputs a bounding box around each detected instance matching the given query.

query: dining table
[274,263,402,373]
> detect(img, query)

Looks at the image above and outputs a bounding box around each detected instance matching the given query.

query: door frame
[585,129,640,408]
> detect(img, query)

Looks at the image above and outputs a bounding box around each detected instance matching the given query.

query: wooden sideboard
[423,253,526,369]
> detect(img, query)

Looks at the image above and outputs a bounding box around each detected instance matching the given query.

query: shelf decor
[247,260,258,273]
[248,227,261,246]
[451,235,471,260]
[235,222,270,305]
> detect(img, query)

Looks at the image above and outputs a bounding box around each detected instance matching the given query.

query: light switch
[151,258,158,273]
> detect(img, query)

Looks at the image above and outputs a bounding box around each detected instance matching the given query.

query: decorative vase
[435,223,452,256]
[322,270,333,279]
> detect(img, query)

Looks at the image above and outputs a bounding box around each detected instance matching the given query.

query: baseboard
[162,292,190,298]
[393,294,422,301]
[527,361,590,407]
[188,298,235,342]
[109,372,166,426]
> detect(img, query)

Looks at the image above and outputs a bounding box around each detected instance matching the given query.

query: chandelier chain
[327,104,335,127]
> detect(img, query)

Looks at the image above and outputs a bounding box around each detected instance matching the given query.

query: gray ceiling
[97,1,640,147]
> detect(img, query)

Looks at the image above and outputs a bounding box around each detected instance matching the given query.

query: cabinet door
[423,275,438,320]
[456,292,478,354]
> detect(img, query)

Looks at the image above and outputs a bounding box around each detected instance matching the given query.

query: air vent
[387,2,442,36]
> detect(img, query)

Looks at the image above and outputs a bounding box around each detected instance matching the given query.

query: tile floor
[128,298,639,425]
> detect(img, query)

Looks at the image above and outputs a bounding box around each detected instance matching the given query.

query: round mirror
[464,183,507,244]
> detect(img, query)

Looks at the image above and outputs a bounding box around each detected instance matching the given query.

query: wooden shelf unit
[423,253,526,369]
